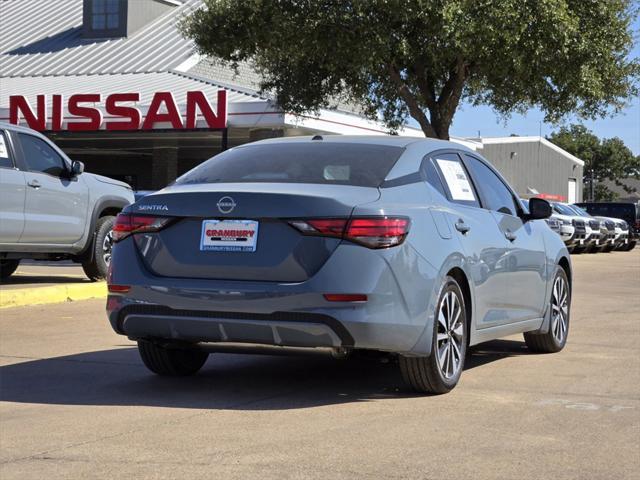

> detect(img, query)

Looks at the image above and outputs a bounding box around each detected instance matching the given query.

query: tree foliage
[548,124,640,201]
[181,0,639,139]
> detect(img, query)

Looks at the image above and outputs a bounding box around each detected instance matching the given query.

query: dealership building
[0,0,583,201]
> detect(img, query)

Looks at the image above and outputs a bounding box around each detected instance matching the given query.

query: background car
[575,202,638,252]
[565,204,608,253]
[555,203,601,253]
[567,204,621,253]
[0,123,134,280]
[549,202,586,253]
[107,136,571,395]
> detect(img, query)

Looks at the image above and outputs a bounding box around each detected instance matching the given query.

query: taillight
[288,219,347,238]
[345,218,410,248]
[289,217,410,249]
[112,213,172,242]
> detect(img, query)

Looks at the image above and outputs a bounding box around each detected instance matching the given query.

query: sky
[447,16,640,155]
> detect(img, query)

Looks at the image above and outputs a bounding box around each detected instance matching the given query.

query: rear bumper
[112,304,351,348]
[107,239,438,355]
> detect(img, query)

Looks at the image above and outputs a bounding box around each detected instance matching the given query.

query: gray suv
[0,123,134,280]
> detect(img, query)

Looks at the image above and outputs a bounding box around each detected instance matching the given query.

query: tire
[0,259,20,280]
[572,246,586,254]
[399,276,468,394]
[602,244,615,253]
[82,216,115,281]
[137,340,209,376]
[626,241,636,252]
[524,267,570,353]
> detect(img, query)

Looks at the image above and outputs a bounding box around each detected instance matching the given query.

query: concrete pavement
[0,250,638,479]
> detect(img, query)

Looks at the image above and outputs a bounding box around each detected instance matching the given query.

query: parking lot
[0,249,639,479]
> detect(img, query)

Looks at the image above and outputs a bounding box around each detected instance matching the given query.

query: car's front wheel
[137,340,209,376]
[82,216,115,281]
[524,267,570,353]
[0,259,20,280]
[399,276,467,394]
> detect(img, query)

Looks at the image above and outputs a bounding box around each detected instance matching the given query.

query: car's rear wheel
[625,241,637,252]
[524,267,570,353]
[137,340,209,376]
[0,259,20,280]
[82,216,115,281]
[399,276,467,394]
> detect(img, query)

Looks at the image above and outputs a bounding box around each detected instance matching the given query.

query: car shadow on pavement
[0,340,529,410]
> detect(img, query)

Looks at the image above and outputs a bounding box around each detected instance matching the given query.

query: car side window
[422,157,447,198]
[431,153,480,208]
[17,133,67,177]
[463,154,518,216]
[0,131,14,169]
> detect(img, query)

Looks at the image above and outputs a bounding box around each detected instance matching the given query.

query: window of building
[92,0,120,30]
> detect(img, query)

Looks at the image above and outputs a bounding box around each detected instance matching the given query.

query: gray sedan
[106,136,571,394]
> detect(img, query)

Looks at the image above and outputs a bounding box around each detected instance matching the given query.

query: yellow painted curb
[0,282,107,309]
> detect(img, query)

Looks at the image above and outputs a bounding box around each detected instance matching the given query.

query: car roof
[238,134,468,150]
[0,121,47,137]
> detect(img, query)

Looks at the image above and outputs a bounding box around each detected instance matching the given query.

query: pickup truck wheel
[0,260,20,280]
[82,216,115,281]
[137,341,209,376]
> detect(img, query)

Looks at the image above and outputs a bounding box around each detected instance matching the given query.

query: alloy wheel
[436,290,464,379]
[550,276,569,344]
[102,230,114,266]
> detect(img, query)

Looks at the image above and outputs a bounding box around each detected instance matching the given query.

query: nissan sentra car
[106,136,571,394]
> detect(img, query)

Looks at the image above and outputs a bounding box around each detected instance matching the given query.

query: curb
[0,282,107,309]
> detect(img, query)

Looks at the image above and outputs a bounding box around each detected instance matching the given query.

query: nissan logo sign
[217,196,236,214]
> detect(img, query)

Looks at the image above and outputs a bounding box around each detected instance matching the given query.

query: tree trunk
[428,108,451,140]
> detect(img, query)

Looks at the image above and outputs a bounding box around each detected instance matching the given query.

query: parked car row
[523,199,637,254]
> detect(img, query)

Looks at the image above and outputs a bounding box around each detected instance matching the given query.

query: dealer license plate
[579,239,584,245]
[200,219,259,252]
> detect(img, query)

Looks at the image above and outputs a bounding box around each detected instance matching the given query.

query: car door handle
[504,230,517,242]
[27,180,41,189]
[455,220,471,234]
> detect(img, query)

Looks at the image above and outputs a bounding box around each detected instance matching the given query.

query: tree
[181,0,640,139]
[548,124,640,201]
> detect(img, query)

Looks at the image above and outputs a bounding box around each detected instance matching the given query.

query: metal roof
[0,0,201,78]
[0,71,265,106]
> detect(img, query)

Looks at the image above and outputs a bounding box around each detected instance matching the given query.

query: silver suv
[0,123,134,280]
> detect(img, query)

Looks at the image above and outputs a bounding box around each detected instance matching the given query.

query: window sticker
[436,159,476,201]
[0,134,9,159]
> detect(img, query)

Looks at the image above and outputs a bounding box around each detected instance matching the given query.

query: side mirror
[525,197,552,221]
[71,160,84,176]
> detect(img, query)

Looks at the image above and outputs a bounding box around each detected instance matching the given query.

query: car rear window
[175,143,404,187]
